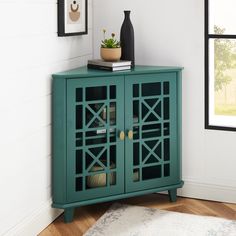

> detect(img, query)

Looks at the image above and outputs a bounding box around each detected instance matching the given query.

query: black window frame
[205,0,236,131]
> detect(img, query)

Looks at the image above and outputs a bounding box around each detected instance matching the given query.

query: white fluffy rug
[84,203,236,236]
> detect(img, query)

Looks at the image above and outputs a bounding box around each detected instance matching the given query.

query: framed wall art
[58,0,88,36]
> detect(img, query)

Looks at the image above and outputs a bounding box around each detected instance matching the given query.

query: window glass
[206,0,236,130]
[209,0,236,35]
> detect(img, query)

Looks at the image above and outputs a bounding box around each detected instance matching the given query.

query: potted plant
[100,29,121,61]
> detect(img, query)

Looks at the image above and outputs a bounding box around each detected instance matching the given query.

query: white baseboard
[4,200,62,236]
[177,179,236,204]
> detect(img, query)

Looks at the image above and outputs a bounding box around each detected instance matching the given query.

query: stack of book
[87,59,131,71]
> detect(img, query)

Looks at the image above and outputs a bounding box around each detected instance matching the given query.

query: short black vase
[120,10,135,67]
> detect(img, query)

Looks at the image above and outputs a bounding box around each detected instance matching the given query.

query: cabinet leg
[64,208,74,223]
[168,188,177,202]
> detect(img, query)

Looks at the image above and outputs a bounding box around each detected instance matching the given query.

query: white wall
[93,0,236,203]
[0,0,93,235]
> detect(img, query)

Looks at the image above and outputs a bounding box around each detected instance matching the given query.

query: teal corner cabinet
[52,66,184,222]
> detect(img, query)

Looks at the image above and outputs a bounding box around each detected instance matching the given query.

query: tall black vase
[120,11,135,67]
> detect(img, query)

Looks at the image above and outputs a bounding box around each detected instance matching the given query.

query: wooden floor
[39,194,236,236]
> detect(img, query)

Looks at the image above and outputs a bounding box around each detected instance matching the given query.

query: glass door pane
[125,73,179,193]
[67,76,124,202]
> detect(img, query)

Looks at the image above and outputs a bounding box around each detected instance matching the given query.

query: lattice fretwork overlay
[132,82,171,182]
[74,85,118,192]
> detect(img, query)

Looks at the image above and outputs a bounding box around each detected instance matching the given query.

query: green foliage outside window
[214,25,236,116]
[214,26,236,92]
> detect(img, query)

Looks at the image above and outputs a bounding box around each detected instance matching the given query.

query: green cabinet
[52,66,183,222]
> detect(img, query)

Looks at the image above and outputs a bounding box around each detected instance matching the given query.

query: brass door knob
[128,130,133,140]
[119,131,125,140]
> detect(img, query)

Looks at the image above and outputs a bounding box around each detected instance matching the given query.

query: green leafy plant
[101,29,120,48]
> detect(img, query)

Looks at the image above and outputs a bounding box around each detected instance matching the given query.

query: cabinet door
[125,73,179,192]
[67,76,124,202]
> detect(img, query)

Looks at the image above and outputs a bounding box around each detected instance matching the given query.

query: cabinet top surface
[53,65,183,79]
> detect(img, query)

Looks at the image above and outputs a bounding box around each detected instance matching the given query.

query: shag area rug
[84,203,236,236]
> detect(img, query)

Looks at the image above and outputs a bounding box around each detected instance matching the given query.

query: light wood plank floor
[39,194,236,236]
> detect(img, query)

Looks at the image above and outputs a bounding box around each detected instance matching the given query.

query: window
[205,0,236,131]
